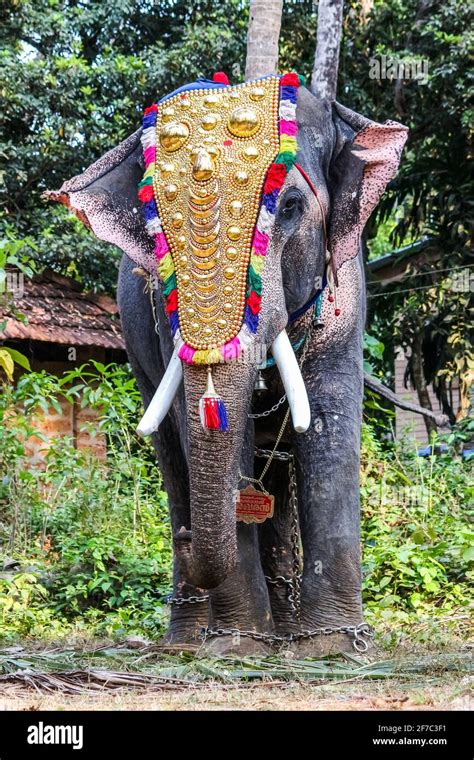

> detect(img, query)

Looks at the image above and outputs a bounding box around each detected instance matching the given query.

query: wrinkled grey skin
[48,87,405,655]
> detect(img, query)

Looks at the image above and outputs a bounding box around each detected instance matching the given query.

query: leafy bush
[360,425,473,646]
[0,365,472,644]
[0,364,171,641]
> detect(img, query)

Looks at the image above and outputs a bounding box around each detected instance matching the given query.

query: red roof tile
[1,270,125,350]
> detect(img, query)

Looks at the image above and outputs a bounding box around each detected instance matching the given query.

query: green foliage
[0,364,171,641]
[0,573,69,638]
[1,365,472,643]
[1,0,248,292]
[281,0,474,430]
[360,424,473,646]
[0,236,36,379]
[339,0,474,425]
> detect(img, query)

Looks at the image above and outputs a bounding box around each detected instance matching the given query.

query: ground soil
[0,636,471,711]
[0,678,472,711]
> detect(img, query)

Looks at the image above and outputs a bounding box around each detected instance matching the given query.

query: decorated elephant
[47,72,407,655]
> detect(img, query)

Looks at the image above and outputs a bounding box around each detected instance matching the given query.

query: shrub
[0,364,171,640]
[0,365,471,643]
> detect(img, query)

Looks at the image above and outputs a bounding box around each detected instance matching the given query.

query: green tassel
[275,151,297,171]
[162,272,177,296]
[247,266,262,295]
[138,176,153,188]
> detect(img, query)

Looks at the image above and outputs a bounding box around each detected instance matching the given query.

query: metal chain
[288,455,302,616]
[248,393,287,419]
[201,623,374,653]
[238,408,290,493]
[167,595,209,606]
[147,274,161,336]
[249,310,316,420]
[253,447,301,618]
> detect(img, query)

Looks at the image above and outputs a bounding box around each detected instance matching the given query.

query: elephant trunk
[174,361,254,589]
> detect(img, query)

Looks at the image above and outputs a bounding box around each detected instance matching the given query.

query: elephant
[47,79,407,656]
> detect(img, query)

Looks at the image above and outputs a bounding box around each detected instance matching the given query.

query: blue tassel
[280,86,298,103]
[143,199,158,222]
[244,305,259,333]
[169,311,179,336]
[142,113,157,129]
[216,398,229,431]
[262,189,279,213]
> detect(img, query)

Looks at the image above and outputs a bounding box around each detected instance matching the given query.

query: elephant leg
[203,523,274,655]
[292,345,366,655]
[258,459,300,635]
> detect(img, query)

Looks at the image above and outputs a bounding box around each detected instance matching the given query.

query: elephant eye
[281,192,303,219]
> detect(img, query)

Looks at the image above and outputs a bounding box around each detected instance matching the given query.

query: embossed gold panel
[153,77,280,350]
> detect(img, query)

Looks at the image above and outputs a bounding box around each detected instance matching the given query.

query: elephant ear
[328,102,408,279]
[45,129,156,274]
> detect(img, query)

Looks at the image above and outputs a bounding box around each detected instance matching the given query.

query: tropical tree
[0,0,248,292]
[311,0,344,99]
[245,0,283,79]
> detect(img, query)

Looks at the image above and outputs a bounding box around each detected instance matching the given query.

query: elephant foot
[161,628,203,648]
[162,616,208,648]
[289,632,375,658]
[199,634,272,657]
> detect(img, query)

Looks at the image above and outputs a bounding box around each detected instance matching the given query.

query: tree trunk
[245,0,283,81]
[311,0,344,101]
[411,333,437,439]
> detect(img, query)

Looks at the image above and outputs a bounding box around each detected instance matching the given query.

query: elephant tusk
[136,348,183,437]
[271,330,311,433]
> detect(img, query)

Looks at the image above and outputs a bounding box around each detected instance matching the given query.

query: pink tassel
[154,233,169,259]
[252,228,270,255]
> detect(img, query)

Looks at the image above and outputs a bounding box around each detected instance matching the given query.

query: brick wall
[394,350,459,443]
[24,395,106,465]
[19,353,109,465]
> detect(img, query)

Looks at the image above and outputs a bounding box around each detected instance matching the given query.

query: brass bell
[254,371,268,393]
[314,317,325,329]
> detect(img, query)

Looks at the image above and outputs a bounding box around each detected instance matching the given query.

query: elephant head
[46,79,407,590]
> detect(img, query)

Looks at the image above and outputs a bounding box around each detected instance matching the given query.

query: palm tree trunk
[311,0,344,100]
[245,0,283,80]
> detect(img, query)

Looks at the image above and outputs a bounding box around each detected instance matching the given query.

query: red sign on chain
[235,486,275,524]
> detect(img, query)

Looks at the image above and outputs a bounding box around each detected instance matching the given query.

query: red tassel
[165,289,178,314]
[280,72,300,87]
[246,291,261,314]
[199,367,229,432]
[212,71,229,85]
[201,397,219,429]
[138,184,154,202]
[264,163,287,194]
